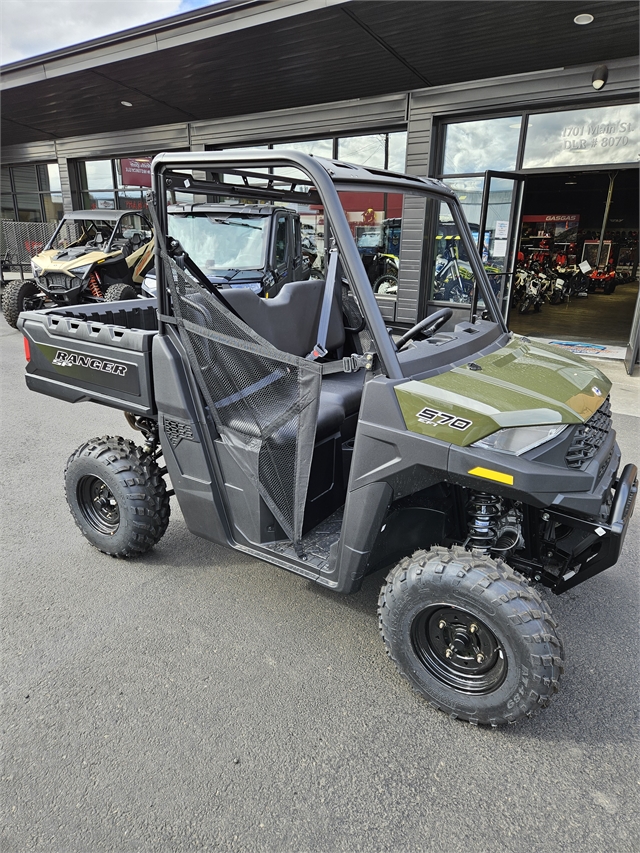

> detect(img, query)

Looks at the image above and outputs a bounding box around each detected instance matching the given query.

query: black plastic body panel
[153,331,233,548]
[19,300,157,416]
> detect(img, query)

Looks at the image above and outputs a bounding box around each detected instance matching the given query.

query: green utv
[18,151,637,726]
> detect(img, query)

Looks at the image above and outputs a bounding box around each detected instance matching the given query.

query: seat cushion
[320,371,366,417]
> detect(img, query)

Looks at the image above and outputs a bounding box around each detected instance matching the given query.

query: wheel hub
[77,475,120,535]
[411,605,507,694]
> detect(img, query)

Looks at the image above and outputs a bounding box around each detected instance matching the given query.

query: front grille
[565,395,612,469]
[44,273,74,291]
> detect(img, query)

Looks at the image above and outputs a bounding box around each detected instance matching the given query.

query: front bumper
[538,463,637,593]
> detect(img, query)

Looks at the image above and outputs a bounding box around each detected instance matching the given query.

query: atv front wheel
[65,436,170,557]
[104,283,137,301]
[378,546,564,725]
[2,279,43,328]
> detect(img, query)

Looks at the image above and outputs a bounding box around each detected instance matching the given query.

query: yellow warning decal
[468,467,514,485]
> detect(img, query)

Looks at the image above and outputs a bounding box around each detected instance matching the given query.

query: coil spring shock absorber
[465,492,502,551]
[87,271,102,298]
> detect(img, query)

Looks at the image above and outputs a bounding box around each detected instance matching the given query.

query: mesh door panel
[161,252,321,547]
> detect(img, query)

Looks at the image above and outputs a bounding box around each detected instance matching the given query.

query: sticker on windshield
[417,406,472,430]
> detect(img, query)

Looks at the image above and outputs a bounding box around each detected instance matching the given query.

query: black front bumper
[546,463,637,593]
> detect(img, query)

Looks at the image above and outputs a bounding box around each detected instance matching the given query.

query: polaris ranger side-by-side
[18,151,637,725]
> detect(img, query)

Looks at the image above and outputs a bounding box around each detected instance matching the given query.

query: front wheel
[104,283,137,301]
[65,436,170,557]
[2,279,43,328]
[378,547,564,725]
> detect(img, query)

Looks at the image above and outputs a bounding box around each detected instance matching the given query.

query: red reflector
[23,336,31,362]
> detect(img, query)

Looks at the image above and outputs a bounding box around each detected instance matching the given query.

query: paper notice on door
[494,220,509,239]
[493,239,508,257]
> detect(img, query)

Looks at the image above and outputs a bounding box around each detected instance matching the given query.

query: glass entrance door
[475,171,526,323]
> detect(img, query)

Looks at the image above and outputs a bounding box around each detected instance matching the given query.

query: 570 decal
[416,406,472,431]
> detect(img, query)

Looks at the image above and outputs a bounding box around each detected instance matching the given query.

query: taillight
[23,336,31,362]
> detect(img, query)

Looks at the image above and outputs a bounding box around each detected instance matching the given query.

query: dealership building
[1,0,638,358]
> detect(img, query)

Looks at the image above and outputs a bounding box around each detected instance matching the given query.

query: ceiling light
[121,100,133,107]
[574,13,594,24]
[592,65,608,90]
[565,181,577,185]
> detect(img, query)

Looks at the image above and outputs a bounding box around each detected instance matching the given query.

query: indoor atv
[18,150,637,726]
[2,210,154,328]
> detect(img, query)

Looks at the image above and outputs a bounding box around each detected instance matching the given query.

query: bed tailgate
[19,307,157,415]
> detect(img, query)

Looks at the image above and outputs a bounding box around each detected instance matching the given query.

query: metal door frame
[474,170,526,324]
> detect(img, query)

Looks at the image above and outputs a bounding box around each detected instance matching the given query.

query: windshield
[168,213,270,273]
[48,219,116,251]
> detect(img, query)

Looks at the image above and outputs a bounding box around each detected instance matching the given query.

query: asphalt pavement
[1,313,639,853]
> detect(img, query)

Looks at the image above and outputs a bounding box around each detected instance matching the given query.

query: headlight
[471,424,568,455]
[71,263,93,279]
[31,261,42,277]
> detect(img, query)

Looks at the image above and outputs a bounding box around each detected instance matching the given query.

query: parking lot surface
[1,313,639,853]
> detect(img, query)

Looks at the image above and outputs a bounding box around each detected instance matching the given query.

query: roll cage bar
[45,209,152,253]
[151,150,507,380]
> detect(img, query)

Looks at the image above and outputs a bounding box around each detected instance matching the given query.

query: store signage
[120,158,152,187]
[523,104,639,169]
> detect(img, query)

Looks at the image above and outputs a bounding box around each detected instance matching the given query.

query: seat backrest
[221,279,344,358]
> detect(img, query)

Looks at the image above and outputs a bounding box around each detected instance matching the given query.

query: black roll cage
[151,150,507,379]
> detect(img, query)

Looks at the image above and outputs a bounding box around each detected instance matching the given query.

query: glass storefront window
[338,134,386,169]
[12,165,39,194]
[16,193,43,222]
[443,116,522,174]
[37,163,61,193]
[117,191,147,211]
[273,139,333,158]
[83,160,115,189]
[42,194,63,221]
[523,103,640,168]
[82,191,116,210]
[388,131,407,173]
[430,200,477,304]
[2,195,15,219]
[1,163,65,221]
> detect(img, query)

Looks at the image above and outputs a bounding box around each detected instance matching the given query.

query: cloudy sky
[0,0,219,65]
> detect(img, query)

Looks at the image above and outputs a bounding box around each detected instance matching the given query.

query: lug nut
[445,648,453,658]
[469,623,478,634]
[476,653,485,663]
[438,620,447,629]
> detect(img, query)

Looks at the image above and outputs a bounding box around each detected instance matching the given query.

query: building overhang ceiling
[1,0,638,149]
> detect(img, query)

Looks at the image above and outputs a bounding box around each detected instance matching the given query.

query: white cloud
[0,0,186,64]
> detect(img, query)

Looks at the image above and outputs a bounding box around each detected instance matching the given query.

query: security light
[591,65,608,90]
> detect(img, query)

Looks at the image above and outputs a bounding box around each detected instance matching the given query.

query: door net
[157,240,322,549]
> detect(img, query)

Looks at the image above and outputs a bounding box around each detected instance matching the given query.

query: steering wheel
[395,307,453,350]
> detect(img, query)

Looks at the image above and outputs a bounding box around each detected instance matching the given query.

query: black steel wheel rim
[411,605,507,695]
[77,475,120,535]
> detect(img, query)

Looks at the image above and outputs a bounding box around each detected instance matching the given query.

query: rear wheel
[104,283,137,301]
[2,279,43,328]
[65,436,170,557]
[378,546,564,725]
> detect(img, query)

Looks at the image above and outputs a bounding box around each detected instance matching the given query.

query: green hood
[395,337,611,447]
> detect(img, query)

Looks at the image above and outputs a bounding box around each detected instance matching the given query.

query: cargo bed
[18,299,158,416]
